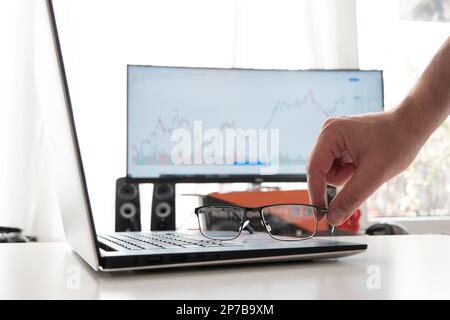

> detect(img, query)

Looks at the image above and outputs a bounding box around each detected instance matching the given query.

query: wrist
[391,96,436,144]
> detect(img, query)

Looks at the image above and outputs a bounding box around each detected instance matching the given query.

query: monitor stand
[245,182,280,192]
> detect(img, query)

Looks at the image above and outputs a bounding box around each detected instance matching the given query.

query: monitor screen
[127,66,383,181]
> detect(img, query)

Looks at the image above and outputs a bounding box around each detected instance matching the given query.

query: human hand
[306,110,425,226]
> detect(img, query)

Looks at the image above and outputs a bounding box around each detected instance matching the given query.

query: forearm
[394,36,450,141]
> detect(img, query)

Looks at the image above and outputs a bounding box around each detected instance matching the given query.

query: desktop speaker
[151,183,176,231]
[115,177,141,232]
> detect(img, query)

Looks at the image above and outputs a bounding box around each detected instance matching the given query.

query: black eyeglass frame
[194,204,328,242]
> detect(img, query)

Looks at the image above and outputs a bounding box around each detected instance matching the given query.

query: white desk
[1,235,449,299]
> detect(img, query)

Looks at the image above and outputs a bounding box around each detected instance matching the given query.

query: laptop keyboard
[98,232,240,251]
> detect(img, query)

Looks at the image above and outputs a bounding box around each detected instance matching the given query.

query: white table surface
[1,235,449,299]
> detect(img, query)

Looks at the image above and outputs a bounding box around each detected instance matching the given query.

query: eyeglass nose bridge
[238,209,259,234]
[245,209,260,216]
[243,209,269,229]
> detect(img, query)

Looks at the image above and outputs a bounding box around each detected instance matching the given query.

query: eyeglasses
[194,204,328,241]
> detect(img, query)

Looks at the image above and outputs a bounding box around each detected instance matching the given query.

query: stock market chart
[127,66,383,178]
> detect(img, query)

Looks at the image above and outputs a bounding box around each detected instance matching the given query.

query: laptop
[45,0,372,272]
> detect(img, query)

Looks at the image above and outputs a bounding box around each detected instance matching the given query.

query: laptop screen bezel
[47,0,103,267]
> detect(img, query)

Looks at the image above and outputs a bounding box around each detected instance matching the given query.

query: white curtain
[0,0,358,241]
[0,0,63,241]
[233,0,358,69]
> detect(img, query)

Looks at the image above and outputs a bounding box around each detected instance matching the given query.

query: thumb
[327,164,384,226]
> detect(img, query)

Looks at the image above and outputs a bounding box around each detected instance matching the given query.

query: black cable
[0,226,22,233]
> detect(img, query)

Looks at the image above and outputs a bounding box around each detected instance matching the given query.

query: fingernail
[328,208,346,226]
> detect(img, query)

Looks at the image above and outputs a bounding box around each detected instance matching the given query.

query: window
[356,0,450,219]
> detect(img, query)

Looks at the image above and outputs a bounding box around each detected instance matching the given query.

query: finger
[325,162,356,186]
[307,126,346,208]
[327,163,385,226]
[315,161,355,223]
[307,145,333,208]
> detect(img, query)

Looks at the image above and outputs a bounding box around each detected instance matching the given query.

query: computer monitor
[127,66,383,182]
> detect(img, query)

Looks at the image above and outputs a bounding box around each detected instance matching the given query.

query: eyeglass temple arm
[318,208,336,236]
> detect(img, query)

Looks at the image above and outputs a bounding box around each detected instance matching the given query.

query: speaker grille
[155,202,172,218]
[119,202,137,219]
[155,183,174,200]
[118,183,138,201]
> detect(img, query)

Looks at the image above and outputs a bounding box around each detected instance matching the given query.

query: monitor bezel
[126,65,384,183]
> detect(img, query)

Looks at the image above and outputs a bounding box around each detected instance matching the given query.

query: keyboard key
[141,244,165,250]
[198,243,223,247]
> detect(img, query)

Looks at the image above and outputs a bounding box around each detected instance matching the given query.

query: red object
[337,208,361,234]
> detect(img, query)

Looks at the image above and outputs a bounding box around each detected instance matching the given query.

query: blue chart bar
[232,161,267,166]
